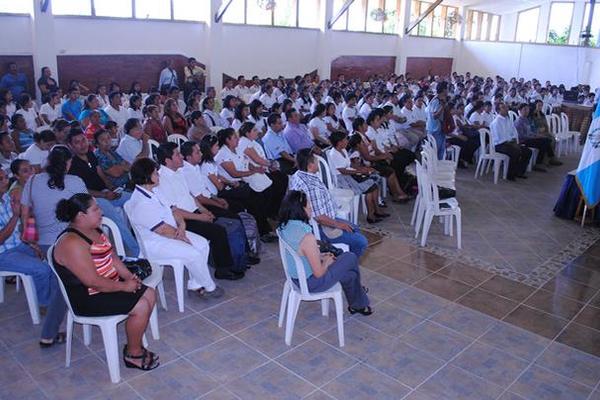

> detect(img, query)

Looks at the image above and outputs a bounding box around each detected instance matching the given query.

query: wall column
[31,0,57,101]
[395,0,413,74]
[317,0,334,79]
[206,0,225,92]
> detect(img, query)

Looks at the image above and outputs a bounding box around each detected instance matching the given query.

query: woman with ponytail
[52,193,159,370]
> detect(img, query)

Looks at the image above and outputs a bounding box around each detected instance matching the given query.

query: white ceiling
[443,0,546,15]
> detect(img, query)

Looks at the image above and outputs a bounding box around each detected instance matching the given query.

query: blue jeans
[0,243,52,306]
[429,129,446,160]
[38,244,67,341]
[320,218,368,258]
[96,192,140,257]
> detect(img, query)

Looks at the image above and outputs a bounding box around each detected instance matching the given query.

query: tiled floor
[1,153,600,399]
[1,236,600,399]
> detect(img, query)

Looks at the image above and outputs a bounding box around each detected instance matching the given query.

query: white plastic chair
[414,161,461,249]
[542,103,552,115]
[124,202,187,313]
[474,128,508,184]
[275,229,345,347]
[167,134,188,148]
[315,154,360,224]
[0,271,40,324]
[147,139,160,161]
[508,110,518,123]
[101,217,162,340]
[560,112,581,153]
[46,246,149,383]
[547,114,571,157]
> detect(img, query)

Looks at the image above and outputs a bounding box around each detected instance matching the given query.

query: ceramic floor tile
[187,336,269,383]
[503,305,569,340]
[450,342,529,387]
[418,365,504,400]
[541,276,598,303]
[399,250,452,272]
[478,276,536,302]
[235,316,312,359]
[510,365,592,400]
[276,338,357,387]
[573,305,600,331]
[429,303,496,338]
[10,336,92,376]
[321,364,411,400]
[401,321,473,362]
[360,269,408,301]
[302,390,336,400]
[479,322,551,361]
[358,300,423,337]
[0,351,29,386]
[199,388,241,400]
[559,264,600,289]
[160,314,229,355]
[377,262,433,285]
[0,376,47,399]
[87,384,144,400]
[366,339,445,388]
[201,297,277,333]
[226,361,315,400]
[436,262,494,286]
[556,322,600,358]
[457,288,519,319]
[535,342,600,388]
[523,289,586,320]
[413,273,474,302]
[385,287,450,318]
[128,358,219,400]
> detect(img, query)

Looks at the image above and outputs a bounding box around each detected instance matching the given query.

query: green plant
[548,27,570,45]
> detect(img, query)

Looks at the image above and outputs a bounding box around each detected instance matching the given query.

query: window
[466,10,500,41]
[547,2,574,45]
[411,1,458,39]
[172,0,207,21]
[223,0,321,28]
[94,0,132,18]
[0,0,33,14]
[135,0,171,20]
[581,2,600,46]
[52,0,92,16]
[332,0,400,33]
[515,7,540,42]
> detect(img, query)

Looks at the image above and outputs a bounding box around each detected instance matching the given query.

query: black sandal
[123,344,159,361]
[348,306,373,316]
[123,347,159,371]
[39,332,66,348]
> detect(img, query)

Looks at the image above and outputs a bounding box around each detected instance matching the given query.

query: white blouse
[328,148,351,176]
[308,117,329,141]
[199,161,219,195]
[237,136,266,167]
[215,145,246,182]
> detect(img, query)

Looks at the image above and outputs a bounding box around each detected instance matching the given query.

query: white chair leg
[410,194,421,226]
[351,196,360,225]
[334,292,345,347]
[277,282,290,328]
[0,277,4,303]
[173,264,185,313]
[142,333,148,348]
[321,298,329,317]
[21,276,40,324]
[360,195,367,217]
[449,214,454,237]
[502,159,508,179]
[493,160,500,184]
[65,312,74,367]
[420,210,434,247]
[284,293,300,346]
[456,211,462,250]
[83,324,92,346]
[16,276,21,293]
[157,281,168,311]
[474,159,482,178]
[414,201,425,238]
[99,325,121,384]
[149,304,160,340]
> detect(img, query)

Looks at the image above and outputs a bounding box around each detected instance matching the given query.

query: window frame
[465,9,501,41]
[223,0,322,30]
[545,1,575,45]
[0,0,33,15]
[410,0,459,39]
[514,5,541,43]
[581,1,600,46]
[51,0,206,23]
[331,0,401,35]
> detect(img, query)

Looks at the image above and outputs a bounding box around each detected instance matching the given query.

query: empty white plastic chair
[147,139,160,161]
[46,246,150,384]
[415,161,462,249]
[314,154,359,224]
[508,110,518,123]
[276,229,345,347]
[474,128,508,184]
[0,271,40,324]
[167,134,188,148]
[547,114,571,157]
[560,112,581,153]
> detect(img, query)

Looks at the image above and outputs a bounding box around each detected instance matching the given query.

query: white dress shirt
[490,114,518,146]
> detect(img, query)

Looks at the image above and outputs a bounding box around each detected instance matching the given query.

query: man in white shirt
[0,133,18,175]
[116,118,150,163]
[104,92,129,137]
[221,79,237,100]
[342,94,358,132]
[259,85,277,110]
[490,103,531,181]
[154,142,247,279]
[158,59,178,90]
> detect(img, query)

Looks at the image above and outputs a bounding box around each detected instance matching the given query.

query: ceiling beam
[327,0,356,29]
[405,0,444,35]
[214,0,235,23]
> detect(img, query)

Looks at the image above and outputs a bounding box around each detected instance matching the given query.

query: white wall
[3,12,600,90]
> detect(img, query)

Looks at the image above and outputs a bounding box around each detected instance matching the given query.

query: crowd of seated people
[0,62,597,371]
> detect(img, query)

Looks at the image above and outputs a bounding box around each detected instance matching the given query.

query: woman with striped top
[52,193,159,371]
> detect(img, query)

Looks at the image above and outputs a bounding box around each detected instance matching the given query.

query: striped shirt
[87,233,119,295]
[0,192,20,254]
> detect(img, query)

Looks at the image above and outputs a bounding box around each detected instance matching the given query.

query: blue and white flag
[576,116,600,207]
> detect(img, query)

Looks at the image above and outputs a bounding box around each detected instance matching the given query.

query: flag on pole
[576,116,600,208]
